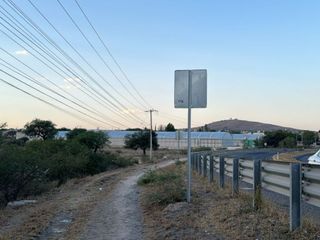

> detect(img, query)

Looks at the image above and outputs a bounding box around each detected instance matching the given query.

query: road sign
[174,69,207,108]
[174,69,207,203]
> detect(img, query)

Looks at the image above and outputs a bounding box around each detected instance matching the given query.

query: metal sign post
[187,70,192,202]
[174,69,207,203]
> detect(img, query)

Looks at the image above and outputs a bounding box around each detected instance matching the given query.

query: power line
[56,0,148,110]
[2,0,147,125]
[0,16,143,126]
[0,47,118,125]
[0,77,102,128]
[0,68,120,128]
[74,0,152,109]
[25,0,144,112]
[0,57,128,129]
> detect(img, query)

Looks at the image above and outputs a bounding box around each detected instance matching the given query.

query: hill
[198,119,301,132]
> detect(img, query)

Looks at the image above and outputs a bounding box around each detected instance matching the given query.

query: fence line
[190,151,320,231]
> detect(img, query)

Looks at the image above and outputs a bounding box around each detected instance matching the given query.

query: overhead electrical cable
[2,0,147,125]
[25,0,144,112]
[0,27,142,125]
[56,0,148,110]
[0,47,122,126]
[74,0,152,109]
[0,77,101,127]
[0,58,128,128]
[0,68,120,128]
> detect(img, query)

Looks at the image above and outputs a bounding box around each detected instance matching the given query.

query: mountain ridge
[196,119,302,132]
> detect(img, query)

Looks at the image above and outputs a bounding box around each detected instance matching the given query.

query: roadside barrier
[191,151,320,231]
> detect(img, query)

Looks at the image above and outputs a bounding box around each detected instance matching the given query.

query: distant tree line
[255,130,319,148]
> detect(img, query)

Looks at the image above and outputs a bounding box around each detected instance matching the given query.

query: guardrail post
[197,154,201,174]
[219,156,225,188]
[196,153,200,174]
[198,154,202,175]
[232,158,239,195]
[290,163,301,231]
[206,155,210,182]
[200,154,204,176]
[203,154,207,177]
[253,159,262,210]
[209,155,214,182]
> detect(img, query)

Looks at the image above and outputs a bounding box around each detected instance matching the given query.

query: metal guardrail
[190,151,320,231]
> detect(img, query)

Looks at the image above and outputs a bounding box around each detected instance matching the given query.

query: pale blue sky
[0,0,319,130]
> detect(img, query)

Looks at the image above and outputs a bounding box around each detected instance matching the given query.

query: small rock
[7,200,37,208]
[163,202,188,213]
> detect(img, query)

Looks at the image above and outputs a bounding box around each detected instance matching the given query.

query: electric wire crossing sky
[0,0,196,129]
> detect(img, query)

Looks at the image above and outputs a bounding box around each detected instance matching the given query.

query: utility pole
[145,109,158,161]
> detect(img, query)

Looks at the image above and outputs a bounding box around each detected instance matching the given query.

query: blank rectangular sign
[174,69,207,108]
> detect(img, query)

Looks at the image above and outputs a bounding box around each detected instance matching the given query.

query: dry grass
[273,149,316,162]
[140,165,320,240]
[107,147,183,164]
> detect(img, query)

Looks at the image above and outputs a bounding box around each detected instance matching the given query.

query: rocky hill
[197,119,301,132]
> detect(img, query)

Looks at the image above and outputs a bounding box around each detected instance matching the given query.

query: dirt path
[0,160,177,240]
[79,160,176,240]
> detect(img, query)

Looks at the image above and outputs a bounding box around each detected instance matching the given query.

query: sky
[0,0,319,131]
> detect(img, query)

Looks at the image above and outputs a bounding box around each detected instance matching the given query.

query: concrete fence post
[253,159,262,210]
[219,156,225,188]
[232,158,239,195]
[290,163,301,231]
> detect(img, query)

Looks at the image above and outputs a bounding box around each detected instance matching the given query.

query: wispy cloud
[15,49,29,56]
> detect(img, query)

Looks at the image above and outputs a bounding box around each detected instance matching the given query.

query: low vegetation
[140,164,320,239]
[0,119,136,207]
[138,163,186,206]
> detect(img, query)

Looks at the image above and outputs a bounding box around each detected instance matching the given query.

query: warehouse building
[106,130,264,150]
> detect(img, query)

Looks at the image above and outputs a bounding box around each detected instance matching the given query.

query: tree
[302,131,317,146]
[0,122,7,130]
[165,123,176,132]
[279,136,296,148]
[124,130,159,155]
[24,119,57,140]
[57,127,71,131]
[259,130,296,148]
[66,128,87,139]
[73,131,109,153]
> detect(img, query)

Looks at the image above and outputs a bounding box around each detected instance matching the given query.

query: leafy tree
[0,145,45,206]
[124,130,159,155]
[57,127,71,131]
[279,136,296,148]
[165,123,176,132]
[259,130,296,148]
[0,122,7,130]
[73,131,109,153]
[66,128,87,139]
[24,119,57,140]
[302,131,317,146]
[125,128,142,131]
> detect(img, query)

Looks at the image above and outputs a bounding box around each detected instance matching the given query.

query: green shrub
[25,140,90,185]
[139,166,186,205]
[138,169,181,185]
[0,145,46,206]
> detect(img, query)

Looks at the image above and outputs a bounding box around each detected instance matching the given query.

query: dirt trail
[79,160,176,240]
[0,160,177,240]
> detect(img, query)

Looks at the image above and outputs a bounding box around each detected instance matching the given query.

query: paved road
[215,148,289,160]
